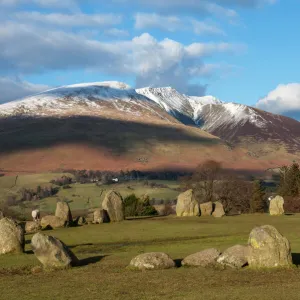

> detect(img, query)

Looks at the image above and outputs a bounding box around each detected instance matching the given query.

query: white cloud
[104,28,129,38]
[256,83,300,115]
[0,77,49,103]
[14,12,122,27]
[134,13,183,32]
[192,20,225,36]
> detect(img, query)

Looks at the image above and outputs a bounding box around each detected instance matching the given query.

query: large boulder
[176,190,200,217]
[93,209,109,224]
[31,232,78,269]
[129,252,175,270]
[248,225,292,268]
[269,196,284,216]
[25,221,42,234]
[41,215,65,229]
[200,202,213,216]
[55,201,73,225]
[0,218,25,254]
[182,248,220,267]
[217,245,249,269]
[101,191,124,222]
[212,201,225,218]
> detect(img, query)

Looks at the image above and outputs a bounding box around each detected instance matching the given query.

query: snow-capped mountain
[1,81,300,148]
[0,81,176,123]
[136,87,300,147]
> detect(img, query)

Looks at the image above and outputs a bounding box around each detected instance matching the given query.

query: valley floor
[1,215,300,299]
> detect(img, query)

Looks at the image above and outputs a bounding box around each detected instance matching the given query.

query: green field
[0,174,180,218]
[1,214,300,300]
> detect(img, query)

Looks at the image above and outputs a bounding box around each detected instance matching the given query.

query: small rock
[182,248,221,267]
[31,232,78,269]
[129,252,175,270]
[248,225,292,268]
[41,215,65,229]
[217,245,249,269]
[93,209,110,224]
[212,201,225,218]
[176,189,200,217]
[200,202,213,216]
[75,216,87,226]
[269,196,284,216]
[25,221,42,234]
[0,217,25,255]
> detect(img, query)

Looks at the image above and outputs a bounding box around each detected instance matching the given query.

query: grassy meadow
[1,214,300,300]
[0,173,180,218]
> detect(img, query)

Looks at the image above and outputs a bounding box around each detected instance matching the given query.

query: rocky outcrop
[101,191,124,222]
[269,196,284,216]
[248,225,292,268]
[31,232,78,269]
[55,201,73,225]
[129,252,175,270]
[182,248,220,267]
[200,202,213,216]
[0,218,25,254]
[217,245,249,269]
[41,215,65,229]
[176,190,200,217]
[212,201,225,218]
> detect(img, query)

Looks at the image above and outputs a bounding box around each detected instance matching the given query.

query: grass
[0,176,180,217]
[2,214,300,299]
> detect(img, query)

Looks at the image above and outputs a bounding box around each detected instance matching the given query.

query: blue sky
[0,0,299,116]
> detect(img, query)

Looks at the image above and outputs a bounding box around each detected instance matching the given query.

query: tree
[187,160,223,203]
[278,162,300,197]
[250,180,265,213]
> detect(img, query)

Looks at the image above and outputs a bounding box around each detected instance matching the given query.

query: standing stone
[129,252,175,270]
[182,248,221,267]
[0,218,25,254]
[93,209,110,224]
[212,201,225,218]
[269,196,284,216]
[248,225,292,268]
[200,202,213,216]
[101,191,124,222]
[41,215,65,229]
[25,221,42,234]
[217,245,249,269]
[0,211,4,220]
[55,201,73,225]
[31,232,78,269]
[176,189,200,217]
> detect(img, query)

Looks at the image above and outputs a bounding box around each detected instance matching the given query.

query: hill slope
[0,81,299,173]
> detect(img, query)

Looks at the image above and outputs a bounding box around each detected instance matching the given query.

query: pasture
[1,214,300,300]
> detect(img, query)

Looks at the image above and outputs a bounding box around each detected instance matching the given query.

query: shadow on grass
[76,255,106,267]
[292,253,300,266]
[174,259,183,268]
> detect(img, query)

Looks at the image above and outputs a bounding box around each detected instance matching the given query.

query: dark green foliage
[278,162,300,197]
[250,180,265,213]
[124,194,157,217]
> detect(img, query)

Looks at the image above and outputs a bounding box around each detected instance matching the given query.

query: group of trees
[124,194,158,217]
[277,162,300,212]
[62,169,190,184]
[19,185,59,202]
[181,160,266,214]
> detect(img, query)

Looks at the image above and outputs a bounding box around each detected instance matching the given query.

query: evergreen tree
[250,180,265,213]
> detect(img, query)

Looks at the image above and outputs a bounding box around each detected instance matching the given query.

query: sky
[0,0,300,117]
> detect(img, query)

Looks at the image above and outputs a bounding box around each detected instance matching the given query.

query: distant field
[1,215,300,299]
[0,173,181,217]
